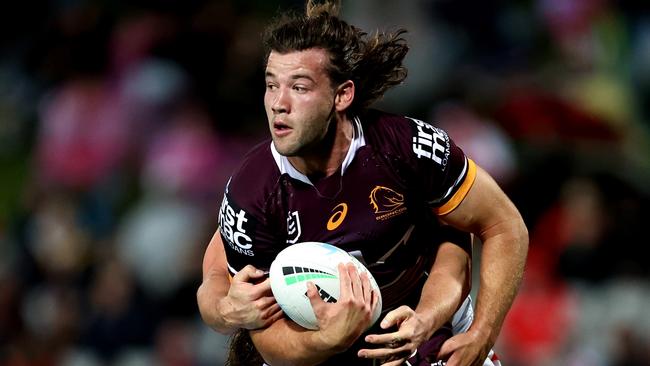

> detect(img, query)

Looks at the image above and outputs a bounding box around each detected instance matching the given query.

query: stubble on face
[264,49,337,157]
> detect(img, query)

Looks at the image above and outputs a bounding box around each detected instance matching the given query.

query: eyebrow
[265,71,316,83]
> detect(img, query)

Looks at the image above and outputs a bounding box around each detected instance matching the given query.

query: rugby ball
[269,242,382,330]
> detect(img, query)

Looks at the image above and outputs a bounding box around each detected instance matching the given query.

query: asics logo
[327,203,348,231]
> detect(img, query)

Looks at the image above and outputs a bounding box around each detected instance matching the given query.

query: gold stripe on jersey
[434,158,477,215]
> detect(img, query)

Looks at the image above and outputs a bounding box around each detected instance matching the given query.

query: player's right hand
[307,263,379,352]
[219,264,284,330]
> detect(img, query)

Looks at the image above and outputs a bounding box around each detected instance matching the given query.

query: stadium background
[0,0,649,365]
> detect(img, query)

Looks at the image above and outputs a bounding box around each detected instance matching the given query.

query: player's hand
[438,328,493,366]
[308,263,379,352]
[358,305,431,365]
[219,264,283,330]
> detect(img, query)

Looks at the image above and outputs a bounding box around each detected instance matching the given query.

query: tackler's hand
[358,305,434,365]
[438,328,493,366]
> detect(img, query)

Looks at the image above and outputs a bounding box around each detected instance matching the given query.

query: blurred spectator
[79,256,155,362]
[36,79,132,191]
[115,194,206,300]
[432,101,518,185]
[1,1,650,365]
[140,103,224,204]
[499,274,578,366]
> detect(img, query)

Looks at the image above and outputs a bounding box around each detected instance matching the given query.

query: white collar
[270,116,366,186]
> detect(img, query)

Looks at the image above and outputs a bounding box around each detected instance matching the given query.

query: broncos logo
[369,186,405,214]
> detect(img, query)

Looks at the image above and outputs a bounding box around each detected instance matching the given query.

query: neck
[288,113,354,180]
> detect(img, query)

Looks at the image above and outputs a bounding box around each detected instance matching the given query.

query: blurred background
[0,0,649,365]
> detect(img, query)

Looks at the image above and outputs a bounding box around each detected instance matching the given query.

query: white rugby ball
[269,242,382,330]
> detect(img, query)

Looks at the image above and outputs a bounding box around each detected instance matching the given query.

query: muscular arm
[250,242,470,366]
[197,231,233,333]
[414,240,472,334]
[439,166,528,361]
[250,318,337,366]
[197,234,329,363]
[251,264,378,366]
[199,231,376,365]
[197,231,281,334]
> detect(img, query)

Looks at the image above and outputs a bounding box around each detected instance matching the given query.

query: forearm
[197,273,236,334]
[439,167,529,342]
[416,272,465,335]
[415,243,470,336]
[472,219,528,340]
[198,231,239,334]
[250,318,341,366]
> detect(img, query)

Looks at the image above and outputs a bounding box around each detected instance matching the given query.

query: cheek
[300,95,331,117]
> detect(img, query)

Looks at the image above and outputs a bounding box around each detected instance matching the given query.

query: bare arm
[414,240,472,333]
[251,264,379,366]
[250,318,336,366]
[198,232,377,364]
[197,230,282,334]
[439,166,528,365]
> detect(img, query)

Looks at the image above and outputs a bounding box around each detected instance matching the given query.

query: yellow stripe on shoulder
[434,158,477,216]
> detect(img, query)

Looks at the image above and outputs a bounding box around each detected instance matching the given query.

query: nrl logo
[286,211,302,244]
[369,186,407,221]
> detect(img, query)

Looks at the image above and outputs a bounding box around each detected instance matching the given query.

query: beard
[273,102,337,158]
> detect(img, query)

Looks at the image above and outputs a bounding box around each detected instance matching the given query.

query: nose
[271,88,289,114]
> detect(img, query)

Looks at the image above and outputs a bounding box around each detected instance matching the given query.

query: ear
[334,80,355,112]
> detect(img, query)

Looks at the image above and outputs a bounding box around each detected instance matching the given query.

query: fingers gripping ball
[269,242,382,330]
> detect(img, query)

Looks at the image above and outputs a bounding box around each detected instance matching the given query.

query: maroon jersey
[218,109,477,364]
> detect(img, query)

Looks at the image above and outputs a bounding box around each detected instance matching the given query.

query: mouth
[273,121,292,136]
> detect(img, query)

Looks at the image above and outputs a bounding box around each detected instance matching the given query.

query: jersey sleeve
[217,146,285,276]
[405,116,477,215]
[376,113,477,215]
[217,182,277,276]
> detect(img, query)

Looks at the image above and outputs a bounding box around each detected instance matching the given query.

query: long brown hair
[263,0,409,116]
[226,329,265,366]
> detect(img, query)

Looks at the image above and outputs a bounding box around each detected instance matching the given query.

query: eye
[293,85,308,93]
[266,83,278,90]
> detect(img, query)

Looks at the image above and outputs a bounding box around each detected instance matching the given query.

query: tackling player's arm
[438,165,528,366]
[197,230,282,334]
[414,237,472,335]
[250,263,379,366]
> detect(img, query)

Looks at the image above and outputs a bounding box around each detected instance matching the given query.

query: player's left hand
[438,328,492,366]
[357,305,432,365]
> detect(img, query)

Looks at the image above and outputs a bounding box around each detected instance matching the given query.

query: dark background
[0,0,649,365]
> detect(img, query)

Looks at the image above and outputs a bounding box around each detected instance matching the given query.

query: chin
[273,141,300,157]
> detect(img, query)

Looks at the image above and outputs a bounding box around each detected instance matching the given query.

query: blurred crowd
[0,1,649,365]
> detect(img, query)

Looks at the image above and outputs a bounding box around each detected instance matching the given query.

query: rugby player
[197,1,527,365]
